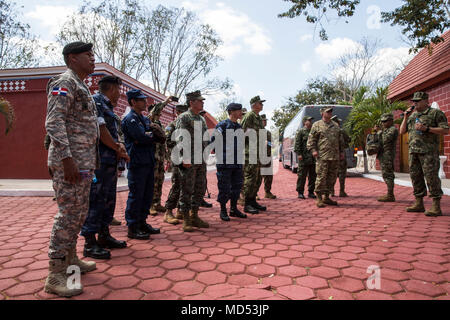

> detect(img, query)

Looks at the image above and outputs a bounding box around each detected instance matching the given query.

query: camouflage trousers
[165,164,181,210]
[260,164,273,193]
[296,162,316,194]
[334,159,347,191]
[48,165,93,259]
[152,159,165,205]
[314,159,339,194]
[409,152,443,198]
[178,164,206,213]
[243,163,261,200]
[380,157,395,189]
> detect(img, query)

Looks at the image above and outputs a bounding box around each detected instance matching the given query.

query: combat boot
[128,224,150,240]
[200,199,213,208]
[323,193,338,206]
[175,208,183,220]
[182,211,194,232]
[67,248,96,274]
[220,203,230,222]
[377,193,395,202]
[316,193,326,208]
[308,192,317,199]
[264,192,277,199]
[164,209,180,225]
[425,198,443,217]
[44,257,83,297]
[406,197,425,212]
[230,200,247,219]
[83,233,111,259]
[253,199,267,211]
[190,208,209,228]
[98,226,127,249]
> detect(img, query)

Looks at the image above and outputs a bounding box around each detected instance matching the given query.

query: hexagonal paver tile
[217,262,246,275]
[104,288,145,300]
[402,280,446,298]
[160,259,188,270]
[208,254,234,264]
[295,276,329,290]
[253,249,276,258]
[106,265,137,277]
[171,281,205,296]
[181,253,207,263]
[277,285,315,300]
[204,283,239,299]
[197,271,227,285]
[329,277,365,293]
[278,265,308,278]
[235,255,262,266]
[188,261,217,273]
[291,257,321,268]
[316,288,354,300]
[105,275,140,290]
[247,264,276,277]
[135,267,166,280]
[261,275,292,288]
[228,274,259,286]
[138,278,172,293]
[166,269,196,282]
[355,291,394,300]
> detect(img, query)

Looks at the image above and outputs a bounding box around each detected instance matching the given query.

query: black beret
[62,41,93,55]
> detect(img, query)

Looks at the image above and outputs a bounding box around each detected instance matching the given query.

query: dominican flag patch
[51,87,68,96]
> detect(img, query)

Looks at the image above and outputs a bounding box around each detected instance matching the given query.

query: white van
[281,105,356,172]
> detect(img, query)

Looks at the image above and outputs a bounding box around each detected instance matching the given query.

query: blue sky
[18,0,413,127]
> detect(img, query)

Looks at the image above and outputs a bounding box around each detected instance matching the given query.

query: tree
[272,78,348,137]
[0,0,38,68]
[344,86,407,173]
[0,97,15,135]
[278,0,450,53]
[57,1,227,97]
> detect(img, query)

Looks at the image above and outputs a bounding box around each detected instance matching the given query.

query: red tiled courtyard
[0,167,449,300]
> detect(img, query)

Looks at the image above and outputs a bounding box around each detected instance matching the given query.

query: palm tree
[344,86,407,173]
[0,97,15,135]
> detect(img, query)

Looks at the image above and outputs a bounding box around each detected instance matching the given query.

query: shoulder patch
[51,87,69,96]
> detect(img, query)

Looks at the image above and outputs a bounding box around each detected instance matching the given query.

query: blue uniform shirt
[212,119,243,169]
[121,109,155,168]
[94,93,119,165]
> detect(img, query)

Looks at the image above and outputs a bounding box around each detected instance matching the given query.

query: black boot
[308,192,317,199]
[244,198,259,214]
[253,199,267,211]
[200,199,213,208]
[98,226,127,249]
[298,193,305,199]
[83,233,111,259]
[230,199,247,219]
[127,224,150,240]
[220,203,230,221]
[140,221,160,235]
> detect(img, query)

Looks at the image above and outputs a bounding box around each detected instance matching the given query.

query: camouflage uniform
[261,130,274,194]
[334,126,350,196]
[165,116,182,211]
[307,115,343,199]
[377,114,398,199]
[294,125,316,196]
[241,110,264,202]
[45,68,99,260]
[406,106,448,199]
[148,102,168,212]
[175,93,210,230]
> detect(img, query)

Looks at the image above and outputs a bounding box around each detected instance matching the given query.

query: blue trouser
[216,168,243,205]
[81,163,117,236]
[125,165,154,227]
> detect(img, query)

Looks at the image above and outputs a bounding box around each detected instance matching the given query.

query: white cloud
[25,5,76,35]
[314,37,362,63]
[185,2,272,59]
[301,61,312,73]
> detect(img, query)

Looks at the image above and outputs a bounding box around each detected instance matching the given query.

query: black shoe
[230,207,247,219]
[128,225,150,240]
[200,199,213,208]
[308,193,317,199]
[253,200,267,211]
[298,193,305,199]
[83,234,111,259]
[244,204,259,214]
[98,227,127,249]
[220,209,230,221]
[140,222,160,235]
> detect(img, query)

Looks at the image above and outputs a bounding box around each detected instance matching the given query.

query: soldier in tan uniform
[331,116,350,197]
[44,42,99,297]
[307,107,344,208]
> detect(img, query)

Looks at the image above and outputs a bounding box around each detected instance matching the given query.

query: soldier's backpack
[366,132,381,156]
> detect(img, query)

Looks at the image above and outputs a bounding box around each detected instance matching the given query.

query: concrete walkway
[0,167,449,300]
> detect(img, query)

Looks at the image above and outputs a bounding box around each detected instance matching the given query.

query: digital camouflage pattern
[377,125,399,188]
[45,69,99,259]
[261,130,273,193]
[175,109,209,213]
[336,128,351,192]
[164,117,181,210]
[307,119,343,194]
[407,106,448,199]
[294,127,316,194]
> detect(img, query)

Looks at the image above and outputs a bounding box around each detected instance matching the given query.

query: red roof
[388,30,450,101]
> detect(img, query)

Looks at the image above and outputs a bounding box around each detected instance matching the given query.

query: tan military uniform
[45,69,99,259]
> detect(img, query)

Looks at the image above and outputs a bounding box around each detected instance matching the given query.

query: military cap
[260,114,267,120]
[98,75,122,85]
[126,89,148,104]
[186,90,205,101]
[62,41,93,55]
[250,96,266,105]
[380,113,394,122]
[411,91,429,101]
[175,104,188,113]
[242,108,248,114]
[226,103,242,112]
[320,106,333,113]
[331,115,342,123]
[302,116,314,123]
